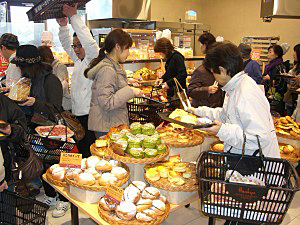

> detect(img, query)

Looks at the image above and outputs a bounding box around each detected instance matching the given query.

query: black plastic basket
[196,151,299,224]
[28,134,76,164]
[0,190,49,225]
[127,97,180,126]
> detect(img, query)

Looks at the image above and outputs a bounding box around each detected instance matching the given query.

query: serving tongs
[174,78,191,111]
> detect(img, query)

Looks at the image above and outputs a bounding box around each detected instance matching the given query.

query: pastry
[123,185,141,204]
[280,117,289,124]
[127,137,142,149]
[76,173,95,186]
[130,181,146,192]
[151,199,166,216]
[142,187,160,200]
[49,164,61,173]
[81,158,87,170]
[142,123,155,136]
[146,169,160,182]
[283,145,294,154]
[129,148,144,158]
[95,139,107,148]
[164,162,175,168]
[159,195,167,203]
[99,197,116,211]
[144,148,158,158]
[109,160,120,168]
[111,167,128,180]
[52,167,65,181]
[173,163,187,172]
[136,199,153,212]
[130,122,142,134]
[116,201,137,221]
[168,177,185,186]
[157,144,167,154]
[136,211,155,222]
[168,170,182,178]
[85,167,101,179]
[95,160,112,172]
[183,168,192,179]
[86,156,100,168]
[98,173,117,186]
[65,168,82,180]
[213,143,224,152]
[157,166,168,178]
[286,116,294,124]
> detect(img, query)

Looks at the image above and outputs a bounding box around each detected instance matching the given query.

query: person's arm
[97,67,135,111]
[33,75,63,114]
[58,21,77,62]
[193,106,224,122]
[165,55,187,88]
[54,63,68,82]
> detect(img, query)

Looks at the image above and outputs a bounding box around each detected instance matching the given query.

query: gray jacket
[87,56,135,132]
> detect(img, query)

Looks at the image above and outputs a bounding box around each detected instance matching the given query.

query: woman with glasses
[57,3,99,158]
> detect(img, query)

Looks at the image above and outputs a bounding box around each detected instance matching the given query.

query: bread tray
[45,170,67,187]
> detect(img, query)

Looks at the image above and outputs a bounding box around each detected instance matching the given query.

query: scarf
[264,58,283,76]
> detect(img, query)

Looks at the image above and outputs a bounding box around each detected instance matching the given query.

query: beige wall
[151,0,202,23]
[199,0,300,61]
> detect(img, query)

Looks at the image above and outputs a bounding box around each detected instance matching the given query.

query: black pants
[76,115,95,158]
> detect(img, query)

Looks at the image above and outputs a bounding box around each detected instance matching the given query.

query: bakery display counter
[122,56,204,64]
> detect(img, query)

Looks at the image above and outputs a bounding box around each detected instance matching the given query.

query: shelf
[122,56,204,64]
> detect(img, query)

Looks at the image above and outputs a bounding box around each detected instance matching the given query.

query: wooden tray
[65,163,130,191]
[98,200,170,225]
[144,163,198,192]
[45,170,68,187]
[108,144,170,165]
[90,143,110,160]
[279,143,300,162]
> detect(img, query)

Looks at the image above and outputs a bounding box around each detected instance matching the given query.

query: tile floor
[38,190,300,225]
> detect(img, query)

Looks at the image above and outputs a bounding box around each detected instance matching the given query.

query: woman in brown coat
[187,33,224,108]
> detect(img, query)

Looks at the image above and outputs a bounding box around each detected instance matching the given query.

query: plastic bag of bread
[8,77,31,102]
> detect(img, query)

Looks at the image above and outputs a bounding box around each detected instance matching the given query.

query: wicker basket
[65,163,130,192]
[108,145,170,165]
[276,132,300,140]
[90,143,110,160]
[98,200,171,225]
[279,143,300,162]
[160,131,204,148]
[209,141,224,152]
[45,170,68,187]
[144,163,198,192]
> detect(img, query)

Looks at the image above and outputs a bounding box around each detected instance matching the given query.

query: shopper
[84,29,143,138]
[187,32,224,107]
[238,43,263,85]
[154,38,188,99]
[0,33,21,90]
[188,42,280,158]
[38,46,71,111]
[57,3,98,157]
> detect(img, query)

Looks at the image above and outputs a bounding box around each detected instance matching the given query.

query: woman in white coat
[189,42,280,159]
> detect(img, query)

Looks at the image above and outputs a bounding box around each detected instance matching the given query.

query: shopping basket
[127,97,180,126]
[196,135,300,224]
[0,190,49,225]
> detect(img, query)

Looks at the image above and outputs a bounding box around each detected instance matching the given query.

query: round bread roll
[280,117,289,124]
[49,164,61,173]
[136,199,153,212]
[99,197,116,211]
[52,167,65,181]
[81,158,87,170]
[213,143,224,152]
[85,167,101,179]
[159,195,167,203]
[286,116,294,124]
[130,181,146,192]
[142,187,160,200]
[86,156,100,168]
[95,160,112,172]
[123,185,141,204]
[76,173,95,186]
[111,167,127,180]
[136,210,155,222]
[283,145,294,154]
[146,169,160,182]
[157,166,169,178]
[183,168,192,179]
[98,173,117,186]
[116,201,137,221]
[109,160,120,167]
[151,200,166,216]
[65,168,82,180]
[173,163,187,173]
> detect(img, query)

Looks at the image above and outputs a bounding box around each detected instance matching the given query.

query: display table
[42,174,199,225]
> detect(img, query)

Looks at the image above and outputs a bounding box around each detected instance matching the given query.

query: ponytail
[84,47,106,78]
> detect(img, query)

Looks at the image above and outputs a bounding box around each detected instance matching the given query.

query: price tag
[59,153,82,168]
[105,184,124,205]
[251,50,261,62]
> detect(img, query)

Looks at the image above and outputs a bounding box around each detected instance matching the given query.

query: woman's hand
[203,120,222,135]
[208,85,218,94]
[128,78,140,87]
[63,3,78,18]
[263,75,270,81]
[186,107,196,114]
[131,87,144,97]
[19,97,35,107]
[56,17,68,26]
[0,124,11,136]
[0,181,8,192]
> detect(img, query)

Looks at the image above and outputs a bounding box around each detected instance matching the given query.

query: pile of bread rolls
[99,181,167,222]
[274,116,300,137]
[48,156,128,186]
[145,162,193,186]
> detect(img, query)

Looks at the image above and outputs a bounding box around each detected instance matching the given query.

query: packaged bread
[8,77,31,101]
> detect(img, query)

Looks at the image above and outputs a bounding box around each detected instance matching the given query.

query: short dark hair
[154,38,174,58]
[73,30,93,38]
[268,45,283,59]
[198,32,216,52]
[238,43,252,59]
[204,42,243,77]
[37,46,55,64]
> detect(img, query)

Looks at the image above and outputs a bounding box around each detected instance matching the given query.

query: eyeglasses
[71,44,83,49]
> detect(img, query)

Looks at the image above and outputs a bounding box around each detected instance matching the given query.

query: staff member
[57,3,99,157]
[154,38,187,99]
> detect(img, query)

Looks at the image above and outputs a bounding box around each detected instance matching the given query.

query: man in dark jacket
[0,93,27,190]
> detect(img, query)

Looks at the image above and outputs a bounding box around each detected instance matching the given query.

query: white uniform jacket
[195,71,280,158]
[58,14,99,116]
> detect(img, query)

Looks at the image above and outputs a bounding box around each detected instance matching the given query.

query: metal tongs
[174,78,191,111]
